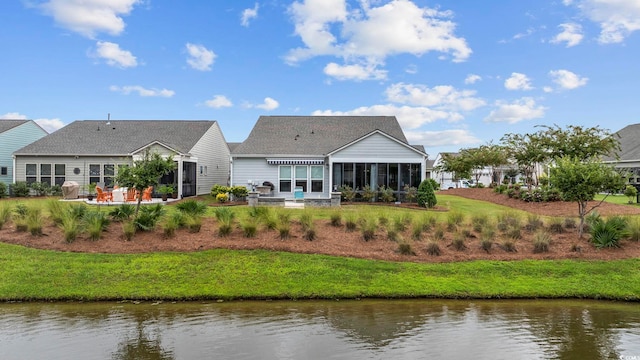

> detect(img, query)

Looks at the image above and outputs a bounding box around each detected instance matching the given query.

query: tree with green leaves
[435,153,472,186]
[536,124,620,161]
[550,157,626,238]
[115,150,177,215]
[500,132,546,189]
[417,179,437,208]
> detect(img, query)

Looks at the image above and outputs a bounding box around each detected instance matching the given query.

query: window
[26,164,37,184]
[343,163,354,188]
[311,165,323,192]
[54,164,65,186]
[200,166,204,175]
[104,164,114,187]
[279,166,292,192]
[89,164,100,185]
[0,166,7,176]
[295,166,307,192]
[40,164,52,186]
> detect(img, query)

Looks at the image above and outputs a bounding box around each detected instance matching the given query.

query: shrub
[0,183,7,198]
[29,181,51,196]
[417,179,437,208]
[378,185,395,203]
[398,241,416,255]
[339,185,356,202]
[425,240,441,256]
[216,193,229,203]
[50,185,63,197]
[624,185,638,204]
[590,216,628,248]
[177,200,209,216]
[533,231,552,253]
[134,205,165,232]
[330,211,342,227]
[109,204,136,221]
[11,182,30,197]
[230,185,249,200]
[14,203,29,217]
[361,185,376,202]
[403,184,417,203]
[210,184,230,197]
[122,220,136,241]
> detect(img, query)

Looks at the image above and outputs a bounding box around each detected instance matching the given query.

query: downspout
[12,155,16,184]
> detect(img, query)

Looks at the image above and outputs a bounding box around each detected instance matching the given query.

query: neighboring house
[0,119,48,188]
[604,123,640,186]
[431,152,493,189]
[231,116,428,199]
[13,120,229,198]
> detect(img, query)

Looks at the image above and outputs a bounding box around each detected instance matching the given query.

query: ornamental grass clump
[240,217,258,238]
[46,198,67,225]
[425,240,441,256]
[162,212,184,238]
[411,220,424,241]
[471,213,489,233]
[344,212,357,232]
[533,231,552,253]
[500,238,518,253]
[215,207,236,237]
[83,210,110,241]
[330,211,342,227]
[392,213,411,232]
[0,203,12,230]
[387,228,400,242]
[497,211,521,232]
[185,214,203,233]
[122,220,136,241]
[525,214,544,232]
[59,212,81,243]
[420,213,436,231]
[548,218,565,234]
[563,217,577,229]
[398,240,416,255]
[447,211,465,229]
[67,203,88,220]
[276,218,291,240]
[26,207,45,236]
[360,217,377,241]
[626,217,640,242]
[451,231,467,251]
[433,223,446,241]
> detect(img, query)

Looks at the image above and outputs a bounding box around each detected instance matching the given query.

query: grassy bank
[1,242,638,301]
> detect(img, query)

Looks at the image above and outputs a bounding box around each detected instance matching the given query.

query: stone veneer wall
[248,192,341,207]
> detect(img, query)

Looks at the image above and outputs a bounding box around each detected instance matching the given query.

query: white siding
[190,122,230,195]
[331,133,424,162]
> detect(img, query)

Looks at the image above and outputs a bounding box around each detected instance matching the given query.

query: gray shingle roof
[602,123,640,162]
[0,119,29,134]
[15,120,217,155]
[233,116,409,156]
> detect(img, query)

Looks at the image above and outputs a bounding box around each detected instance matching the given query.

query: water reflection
[0,300,638,359]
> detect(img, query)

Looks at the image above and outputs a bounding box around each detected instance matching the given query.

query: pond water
[1,299,639,359]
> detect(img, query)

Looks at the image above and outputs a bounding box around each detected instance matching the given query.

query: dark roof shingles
[0,120,29,134]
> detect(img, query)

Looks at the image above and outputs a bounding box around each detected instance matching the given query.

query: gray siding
[232,157,330,198]
[15,155,132,194]
[0,122,47,186]
[190,122,231,195]
[331,133,424,162]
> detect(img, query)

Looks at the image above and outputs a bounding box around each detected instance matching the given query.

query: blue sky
[2,0,639,157]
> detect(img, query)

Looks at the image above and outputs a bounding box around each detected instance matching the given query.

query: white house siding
[189,123,231,195]
[14,155,132,194]
[232,157,330,198]
[1,122,47,187]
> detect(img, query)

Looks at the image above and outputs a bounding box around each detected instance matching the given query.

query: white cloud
[404,129,481,147]
[551,23,583,47]
[205,95,233,108]
[94,41,137,68]
[566,0,640,43]
[543,86,554,93]
[109,85,175,97]
[185,43,216,71]
[549,69,588,89]
[323,62,387,81]
[255,97,280,111]
[38,0,142,38]
[385,83,485,112]
[1,112,64,133]
[313,104,457,129]
[241,3,259,27]
[504,72,534,91]
[34,118,65,133]
[464,74,481,84]
[286,0,471,76]
[484,97,546,124]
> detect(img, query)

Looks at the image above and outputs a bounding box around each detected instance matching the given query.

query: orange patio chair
[142,186,153,201]
[125,188,138,202]
[95,186,112,203]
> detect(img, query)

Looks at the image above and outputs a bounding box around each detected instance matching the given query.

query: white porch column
[177,156,184,199]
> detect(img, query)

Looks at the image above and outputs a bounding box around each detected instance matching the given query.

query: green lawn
[594,193,640,207]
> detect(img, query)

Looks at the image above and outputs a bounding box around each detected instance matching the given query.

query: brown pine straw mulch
[1,189,640,263]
